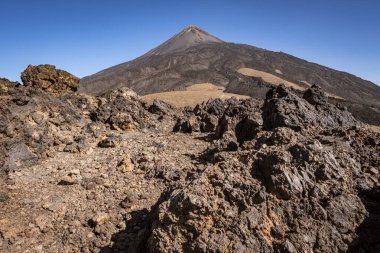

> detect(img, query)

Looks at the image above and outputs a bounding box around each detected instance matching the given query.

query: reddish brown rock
[21,64,80,96]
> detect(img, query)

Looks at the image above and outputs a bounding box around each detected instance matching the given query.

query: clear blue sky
[1,0,379,85]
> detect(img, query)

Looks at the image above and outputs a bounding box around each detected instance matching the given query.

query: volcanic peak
[145,25,223,56]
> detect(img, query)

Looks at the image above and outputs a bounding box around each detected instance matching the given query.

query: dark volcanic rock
[193,98,226,132]
[173,116,200,133]
[194,98,226,117]
[146,126,380,253]
[173,98,228,134]
[98,135,120,148]
[303,84,328,106]
[148,99,175,115]
[21,64,80,96]
[262,85,358,131]
[0,84,87,173]
[215,97,262,143]
[90,87,148,130]
[138,86,379,253]
[174,97,263,144]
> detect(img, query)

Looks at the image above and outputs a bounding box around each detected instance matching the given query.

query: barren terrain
[1,57,380,252]
[142,83,249,107]
[237,67,305,90]
[237,67,344,99]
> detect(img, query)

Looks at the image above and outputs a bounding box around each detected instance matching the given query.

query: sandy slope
[238,68,344,99]
[142,83,250,107]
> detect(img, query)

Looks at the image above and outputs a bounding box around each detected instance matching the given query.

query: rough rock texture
[263,85,358,131]
[21,64,80,96]
[0,84,87,174]
[146,125,379,253]
[173,97,262,141]
[1,68,379,253]
[173,98,227,133]
[0,78,20,90]
[214,98,262,144]
[303,84,328,106]
[145,85,379,253]
[90,87,149,130]
[148,99,175,116]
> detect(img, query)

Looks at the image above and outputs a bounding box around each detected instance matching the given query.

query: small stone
[122,122,136,130]
[34,245,44,252]
[42,196,65,213]
[98,136,119,148]
[70,169,81,175]
[118,154,134,173]
[69,227,76,234]
[139,152,154,162]
[63,143,79,153]
[86,147,94,155]
[143,146,157,153]
[369,167,378,175]
[120,192,138,209]
[276,239,297,253]
[58,173,82,185]
[117,221,126,229]
[0,192,9,202]
[90,212,109,227]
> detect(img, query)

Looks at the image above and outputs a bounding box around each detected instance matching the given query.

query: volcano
[145,25,223,56]
[79,26,380,125]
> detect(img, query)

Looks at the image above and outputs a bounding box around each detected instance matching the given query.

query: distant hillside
[80,26,380,125]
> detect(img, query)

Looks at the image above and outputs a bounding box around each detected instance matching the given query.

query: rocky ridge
[0,65,379,252]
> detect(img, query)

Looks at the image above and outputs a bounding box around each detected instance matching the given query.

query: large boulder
[21,64,80,96]
[173,98,228,133]
[262,85,358,131]
[215,98,262,144]
[90,87,149,130]
[173,97,263,144]
[148,99,175,115]
[303,84,328,106]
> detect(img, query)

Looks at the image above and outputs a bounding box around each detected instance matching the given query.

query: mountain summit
[80,26,380,125]
[146,25,223,56]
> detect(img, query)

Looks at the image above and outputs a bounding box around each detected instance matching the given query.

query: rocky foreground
[0,65,379,253]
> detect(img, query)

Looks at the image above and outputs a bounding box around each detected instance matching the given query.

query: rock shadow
[347,187,380,253]
[99,191,170,253]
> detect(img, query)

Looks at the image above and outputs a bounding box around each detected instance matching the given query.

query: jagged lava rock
[0,78,20,92]
[148,99,175,116]
[21,64,80,96]
[215,97,263,143]
[0,84,87,173]
[262,85,358,131]
[146,125,380,253]
[303,84,328,106]
[90,87,149,130]
[173,97,263,142]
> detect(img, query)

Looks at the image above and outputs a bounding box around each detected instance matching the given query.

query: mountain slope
[79,26,380,124]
